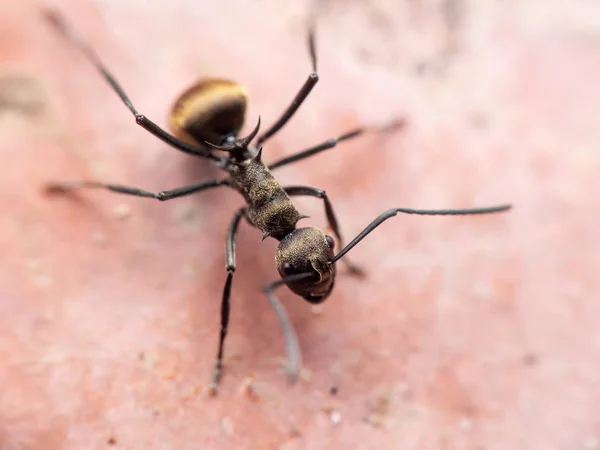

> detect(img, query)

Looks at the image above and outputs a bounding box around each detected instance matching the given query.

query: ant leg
[211,207,247,394]
[44,10,223,163]
[256,27,319,146]
[45,178,230,200]
[268,119,405,171]
[284,186,365,276]
[263,272,315,384]
[331,204,513,264]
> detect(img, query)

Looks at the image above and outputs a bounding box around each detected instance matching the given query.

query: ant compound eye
[325,235,335,249]
[282,262,295,275]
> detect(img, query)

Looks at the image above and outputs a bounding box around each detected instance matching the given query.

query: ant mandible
[43,9,511,393]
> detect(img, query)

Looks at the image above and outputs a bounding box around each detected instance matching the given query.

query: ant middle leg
[268,118,404,171]
[45,178,230,201]
[284,186,365,276]
[211,207,247,394]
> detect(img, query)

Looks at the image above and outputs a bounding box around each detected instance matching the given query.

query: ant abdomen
[275,228,336,302]
[169,78,248,146]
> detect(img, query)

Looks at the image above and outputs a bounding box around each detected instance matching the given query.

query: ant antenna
[331,204,512,264]
[263,272,315,383]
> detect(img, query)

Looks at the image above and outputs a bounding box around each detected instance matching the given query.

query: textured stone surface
[1,0,599,448]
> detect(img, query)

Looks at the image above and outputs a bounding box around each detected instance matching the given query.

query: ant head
[170,78,247,146]
[275,227,337,304]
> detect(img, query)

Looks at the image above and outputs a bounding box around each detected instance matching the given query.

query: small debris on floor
[112,203,131,220]
[330,410,342,427]
[183,385,201,401]
[364,390,392,428]
[299,368,313,384]
[220,416,234,436]
[162,370,176,381]
[458,417,474,432]
[240,376,261,402]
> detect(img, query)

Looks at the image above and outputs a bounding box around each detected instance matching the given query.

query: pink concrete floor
[1,0,599,449]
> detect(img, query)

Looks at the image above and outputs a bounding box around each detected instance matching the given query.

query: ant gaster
[43,10,512,392]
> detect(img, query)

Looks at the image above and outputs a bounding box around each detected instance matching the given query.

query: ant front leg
[211,207,247,394]
[256,26,319,146]
[45,178,230,201]
[284,186,365,277]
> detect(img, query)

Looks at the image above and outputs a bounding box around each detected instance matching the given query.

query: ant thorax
[227,157,303,241]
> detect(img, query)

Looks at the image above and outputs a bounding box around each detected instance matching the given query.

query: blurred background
[1,0,599,449]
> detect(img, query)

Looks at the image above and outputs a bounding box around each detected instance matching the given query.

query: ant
[43,9,511,393]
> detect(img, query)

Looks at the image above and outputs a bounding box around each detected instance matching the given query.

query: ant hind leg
[210,207,247,395]
[43,10,223,163]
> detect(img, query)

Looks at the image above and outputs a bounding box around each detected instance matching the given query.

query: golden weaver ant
[43,9,511,392]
